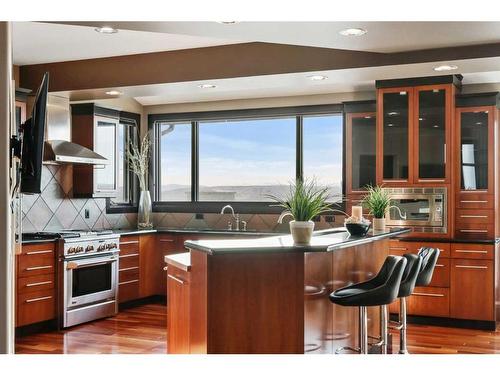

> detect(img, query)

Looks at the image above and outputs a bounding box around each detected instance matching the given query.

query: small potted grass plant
[267,179,331,245]
[360,185,392,231]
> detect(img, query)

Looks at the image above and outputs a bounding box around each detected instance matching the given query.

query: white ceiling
[12,22,243,65]
[57,21,500,53]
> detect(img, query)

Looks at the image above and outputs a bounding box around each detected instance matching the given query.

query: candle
[352,206,363,222]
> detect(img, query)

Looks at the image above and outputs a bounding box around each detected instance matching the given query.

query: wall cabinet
[376,84,454,185]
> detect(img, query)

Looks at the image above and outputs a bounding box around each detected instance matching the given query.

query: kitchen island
[165,227,410,354]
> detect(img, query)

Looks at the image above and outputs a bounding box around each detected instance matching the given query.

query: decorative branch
[127,131,151,192]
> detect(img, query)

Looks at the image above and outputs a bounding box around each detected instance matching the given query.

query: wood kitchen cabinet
[118,235,141,303]
[376,77,458,186]
[166,263,191,354]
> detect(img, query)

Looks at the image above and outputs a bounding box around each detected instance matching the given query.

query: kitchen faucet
[220,205,246,231]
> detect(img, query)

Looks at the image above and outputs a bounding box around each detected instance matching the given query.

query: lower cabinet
[118,235,141,303]
[167,265,191,354]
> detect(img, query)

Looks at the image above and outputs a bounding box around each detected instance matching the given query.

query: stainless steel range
[56,230,121,328]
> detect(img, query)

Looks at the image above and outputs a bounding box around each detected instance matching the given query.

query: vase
[290,220,315,245]
[138,190,153,229]
[372,218,386,232]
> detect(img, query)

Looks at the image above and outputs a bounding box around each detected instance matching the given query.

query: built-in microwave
[383,187,447,233]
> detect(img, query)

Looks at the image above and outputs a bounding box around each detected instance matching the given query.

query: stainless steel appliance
[57,231,120,328]
[383,187,447,233]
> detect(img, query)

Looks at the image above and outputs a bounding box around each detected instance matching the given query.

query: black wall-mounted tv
[20,72,49,194]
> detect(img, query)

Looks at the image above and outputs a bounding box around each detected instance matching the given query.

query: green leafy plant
[360,185,392,219]
[267,179,332,222]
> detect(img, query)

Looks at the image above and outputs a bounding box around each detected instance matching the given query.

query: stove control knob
[67,247,75,254]
[76,246,84,253]
[98,244,106,252]
[86,245,94,252]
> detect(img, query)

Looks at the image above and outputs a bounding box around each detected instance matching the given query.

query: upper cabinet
[376,76,459,186]
[71,104,140,198]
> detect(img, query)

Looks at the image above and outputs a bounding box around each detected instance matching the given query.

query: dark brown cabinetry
[16,242,56,327]
[166,265,191,354]
[118,235,141,303]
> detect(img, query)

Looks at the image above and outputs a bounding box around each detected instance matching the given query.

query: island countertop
[183,227,411,255]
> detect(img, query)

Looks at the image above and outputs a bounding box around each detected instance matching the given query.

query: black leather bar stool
[329,255,407,354]
[393,247,439,354]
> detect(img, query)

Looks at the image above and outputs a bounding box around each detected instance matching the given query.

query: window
[303,114,343,203]
[151,105,344,213]
[198,118,296,201]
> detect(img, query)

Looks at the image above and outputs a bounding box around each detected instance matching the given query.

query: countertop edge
[164,253,191,272]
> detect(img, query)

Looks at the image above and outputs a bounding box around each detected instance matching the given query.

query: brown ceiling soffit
[19,41,500,92]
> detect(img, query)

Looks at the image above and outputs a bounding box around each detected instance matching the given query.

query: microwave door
[388,195,432,226]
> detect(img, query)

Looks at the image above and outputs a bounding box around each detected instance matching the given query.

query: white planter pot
[290,220,315,245]
[372,218,386,232]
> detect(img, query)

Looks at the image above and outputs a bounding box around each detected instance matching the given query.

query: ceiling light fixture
[387,124,394,127]
[217,21,238,24]
[95,26,118,34]
[198,83,217,89]
[105,90,122,96]
[308,75,328,81]
[433,64,458,72]
[339,28,367,37]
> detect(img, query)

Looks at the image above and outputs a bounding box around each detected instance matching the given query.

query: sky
[159,114,343,189]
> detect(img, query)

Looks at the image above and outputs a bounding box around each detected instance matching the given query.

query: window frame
[149,104,345,214]
[105,112,140,214]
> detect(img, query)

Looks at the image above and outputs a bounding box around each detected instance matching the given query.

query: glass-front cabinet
[94,116,119,196]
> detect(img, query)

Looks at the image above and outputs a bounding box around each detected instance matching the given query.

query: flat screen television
[20,72,49,194]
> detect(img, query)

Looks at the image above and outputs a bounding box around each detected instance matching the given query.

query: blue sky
[160,114,343,188]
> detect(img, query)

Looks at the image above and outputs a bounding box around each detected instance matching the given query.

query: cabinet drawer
[451,243,494,260]
[119,236,140,255]
[21,243,55,257]
[454,223,494,240]
[457,193,494,209]
[388,240,412,257]
[119,267,140,283]
[428,258,450,287]
[18,254,55,277]
[456,209,494,224]
[18,273,55,294]
[450,259,494,321]
[389,241,450,258]
[157,235,179,252]
[119,253,139,270]
[17,289,56,326]
[119,279,140,303]
[408,286,450,317]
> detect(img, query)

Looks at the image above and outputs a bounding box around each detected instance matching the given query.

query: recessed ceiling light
[95,26,118,34]
[198,83,217,89]
[217,21,238,24]
[308,75,328,81]
[476,122,483,125]
[387,123,394,127]
[433,125,439,128]
[105,90,122,96]
[433,64,458,72]
[339,28,367,37]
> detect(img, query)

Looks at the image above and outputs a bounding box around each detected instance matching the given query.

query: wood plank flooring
[15,302,500,354]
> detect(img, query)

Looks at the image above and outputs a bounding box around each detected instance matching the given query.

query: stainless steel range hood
[43,95,108,165]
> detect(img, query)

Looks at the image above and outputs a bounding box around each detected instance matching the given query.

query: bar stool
[393,247,440,354]
[329,255,407,354]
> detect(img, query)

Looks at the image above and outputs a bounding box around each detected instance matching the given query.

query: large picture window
[151,105,344,213]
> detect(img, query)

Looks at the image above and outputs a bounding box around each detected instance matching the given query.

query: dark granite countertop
[164,252,191,272]
[183,227,412,255]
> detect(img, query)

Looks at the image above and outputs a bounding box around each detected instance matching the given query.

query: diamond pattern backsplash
[22,165,136,232]
[22,165,343,233]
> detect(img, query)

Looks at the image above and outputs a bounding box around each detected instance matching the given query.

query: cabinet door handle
[167,274,185,285]
[120,240,139,245]
[435,264,445,267]
[390,247,408,251]
[25,250,53,255]
[455,265,488,270]
[459,229,488,233]
[160,239,175,243]
[460,200,488,204]
[119,266,139,272]
[459,215,488,218]
[25,296,52,303]
[26,265,52,271]
[455,249,488,254]
[119,253,139,258]
[26,280,53,287]
[412,292,445,297]
[119,279,139,285]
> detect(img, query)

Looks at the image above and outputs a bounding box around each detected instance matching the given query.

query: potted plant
[267,179,331,245]
[128,132,153,229]
[360,185,391,231]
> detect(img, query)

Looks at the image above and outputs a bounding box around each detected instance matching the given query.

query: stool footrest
[335,346,360,354]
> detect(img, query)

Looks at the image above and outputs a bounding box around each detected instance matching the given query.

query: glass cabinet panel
[418,88,446,179]
[95,117,118,192]
[350,115,376,190]
[460,111,489,190]
[382,91,410,180]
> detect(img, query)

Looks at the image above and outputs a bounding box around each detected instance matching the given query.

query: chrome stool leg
[380,305,388,354]
[399,297,409,354]
[334,306,368,354]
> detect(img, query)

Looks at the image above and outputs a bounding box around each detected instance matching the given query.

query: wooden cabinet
[376,81,455,185]
[166,265,191,354]
[118,235,140,303]
[450,259,494,321]
[16,242,56,327]
[157,234,184,296]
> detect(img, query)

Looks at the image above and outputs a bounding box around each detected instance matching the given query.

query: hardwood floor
[15,302,500,354]
[15,303,167,354]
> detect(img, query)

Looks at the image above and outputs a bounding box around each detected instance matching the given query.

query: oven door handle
[66,258,117,270]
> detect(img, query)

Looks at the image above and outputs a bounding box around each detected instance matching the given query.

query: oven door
[64,252,118,309]
[386,194,440,227]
